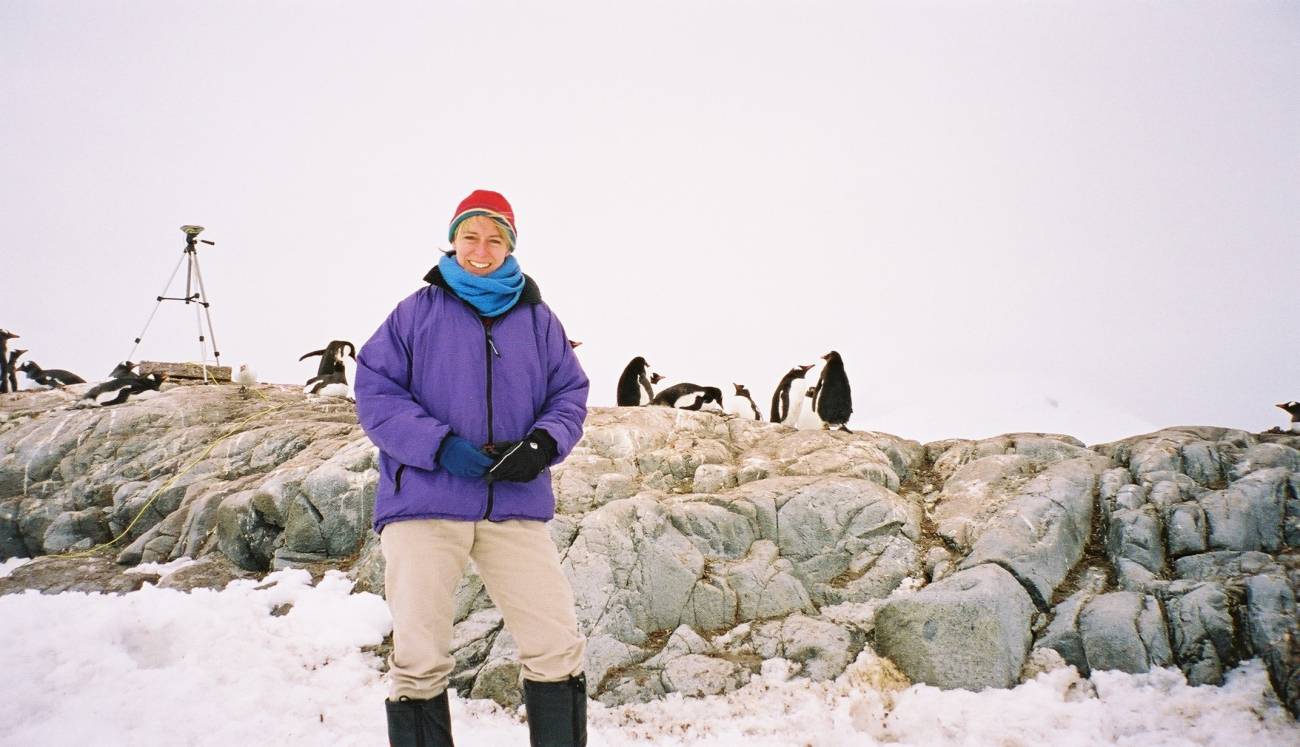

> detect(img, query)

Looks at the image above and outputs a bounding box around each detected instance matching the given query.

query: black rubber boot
[385,691,454,747]
[523,674,587,747]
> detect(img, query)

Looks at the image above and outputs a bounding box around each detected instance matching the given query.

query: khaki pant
[381,518,586,700]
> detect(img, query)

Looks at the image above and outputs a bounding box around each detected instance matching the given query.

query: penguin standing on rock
[796,386,823,430]
[814,350,853,432]
[6,349,26,390]
[18,361,86,387]
[1275,402,1300,433]
[617,357,661,406]
[726,384,762,420]
[0,329,18,393]
[770,364,814,423]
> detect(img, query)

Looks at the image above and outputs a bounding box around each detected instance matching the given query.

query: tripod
[127,225,223,382]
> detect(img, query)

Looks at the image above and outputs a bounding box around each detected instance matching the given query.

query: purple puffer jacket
[354,265,589,531]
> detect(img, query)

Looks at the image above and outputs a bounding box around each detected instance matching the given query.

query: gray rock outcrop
[3,388,1297,718]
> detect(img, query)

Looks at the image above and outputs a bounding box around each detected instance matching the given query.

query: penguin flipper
[299,349,325,362]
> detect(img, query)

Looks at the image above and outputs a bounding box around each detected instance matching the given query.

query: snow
[0,571,1295,746]
[123,556,197,576]
[0,556,30,578]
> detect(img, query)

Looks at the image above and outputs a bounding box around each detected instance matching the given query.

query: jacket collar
[423,258,543,306]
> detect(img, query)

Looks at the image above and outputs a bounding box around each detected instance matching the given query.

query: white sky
[3,1,1297,443]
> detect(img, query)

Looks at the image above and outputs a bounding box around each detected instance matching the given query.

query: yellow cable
[58,386,294,560]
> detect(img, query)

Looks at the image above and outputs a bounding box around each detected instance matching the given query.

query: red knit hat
[448,189,517,248]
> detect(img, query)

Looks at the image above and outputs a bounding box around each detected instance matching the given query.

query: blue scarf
[438,253,525,317]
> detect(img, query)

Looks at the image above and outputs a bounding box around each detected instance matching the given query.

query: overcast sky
[3,1,1296,444]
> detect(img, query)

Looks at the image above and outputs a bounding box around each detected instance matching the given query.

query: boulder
[874,564,1034,690]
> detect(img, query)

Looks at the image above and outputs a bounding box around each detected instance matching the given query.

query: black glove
[486,429,557,483]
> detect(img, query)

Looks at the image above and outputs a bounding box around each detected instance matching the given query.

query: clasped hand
[437,430,556,482]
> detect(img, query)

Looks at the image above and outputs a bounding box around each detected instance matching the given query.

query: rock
[1165,581,1242,686]
[448,609,503,695]
[1035,567,1108,675]
[1230,443,1300,481]
[873,564,1035,690]
[215,490,281,572]
[1164,502,1207,559]
[1243,574,1300,718]
[1199,468,1288,552]
[661,654,749,697]
[959,456,1108,608]
[42,508,110,554]
[692,464,737,493]
[755,615,859,682]
[469,628,522,707]
[1173,550,1284,581]
[155,553,254,591]
[1106,506,1165,576]
[1077,591,1173,674]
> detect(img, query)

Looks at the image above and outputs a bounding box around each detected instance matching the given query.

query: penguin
[770,364,814,423]
[299,341,356,379]
[305,370,353,400]
[6,349,26,390]
[569,340,582,349]
[796,386,823,430]
[617,357,661,406]
[17,361,86,387]
[1277,401,1300,434]
[233,363,258,397]
[725,383,762,421]
[814,350,853,432]
[83,372,167,406]
[300,340,355,394]
[651,383,723,410]
[0,329,18,393]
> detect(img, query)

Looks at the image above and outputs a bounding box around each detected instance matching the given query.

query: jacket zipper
[395,464,406,492]
[482,320,501,519]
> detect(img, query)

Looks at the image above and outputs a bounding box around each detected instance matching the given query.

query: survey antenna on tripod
[126,225,224,382]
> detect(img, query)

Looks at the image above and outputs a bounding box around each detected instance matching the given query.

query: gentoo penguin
[770,364,814,423]
[299,341,356,379]
[725,384,762,421]
[617,357,660,406]
[301,340,355,394]
[1277,401,1300,433]
[651,383,723,410]
[6,349,26,390]
[84,372,167,406]
[796,386,823,430]
[305,370,352,400]
[814,350,853,432]
[18,361,86,387]
[233,363,258,396]
[0,329,18,393]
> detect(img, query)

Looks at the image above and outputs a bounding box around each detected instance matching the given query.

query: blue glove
[436,435,494,479]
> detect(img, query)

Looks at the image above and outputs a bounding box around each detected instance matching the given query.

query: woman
[355,189,590,747]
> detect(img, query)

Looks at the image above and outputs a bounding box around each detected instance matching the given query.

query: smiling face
[452,215,511,276]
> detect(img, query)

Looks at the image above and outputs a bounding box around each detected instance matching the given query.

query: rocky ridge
[1,383,1296,717]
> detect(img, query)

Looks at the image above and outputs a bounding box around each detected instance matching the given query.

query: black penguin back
[815,352,852,424]
[617,357,649,406]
